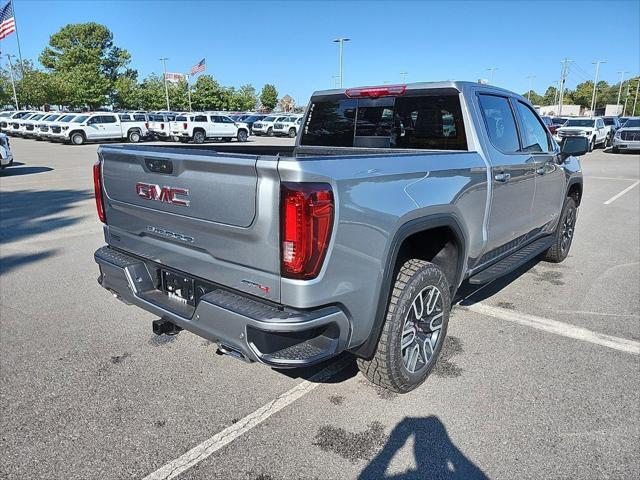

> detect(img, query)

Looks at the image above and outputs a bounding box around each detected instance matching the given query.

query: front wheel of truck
[357,259,450,393]
[543,196,577,263]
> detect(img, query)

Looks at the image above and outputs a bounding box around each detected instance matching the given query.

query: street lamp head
[333,38,350,43]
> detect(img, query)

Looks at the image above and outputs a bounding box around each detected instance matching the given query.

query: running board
[468,236,553,285]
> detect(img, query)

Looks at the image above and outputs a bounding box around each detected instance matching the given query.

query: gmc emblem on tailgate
[136,183,190,207]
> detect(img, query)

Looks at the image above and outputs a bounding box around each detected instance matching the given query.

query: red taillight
[183,122,188,130]
[93,159,106,223]
[345,84,406,98]
[160,122,165,129]
[281,183,334,279]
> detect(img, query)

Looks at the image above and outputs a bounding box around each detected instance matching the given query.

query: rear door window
[478,94,520,153]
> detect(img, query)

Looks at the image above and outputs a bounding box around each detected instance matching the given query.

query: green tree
[567,81,594,108]
[168,79,190,111]
[192,75,227,110]
[139,74,166,110]
[541,86,558,106]
[39,22,131,108]
[260,84,278,110]
[111,71,142,109]
[522,90,543,105]
[232,84,257,111]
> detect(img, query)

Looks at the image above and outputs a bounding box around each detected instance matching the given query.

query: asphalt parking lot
[1,137,638,480]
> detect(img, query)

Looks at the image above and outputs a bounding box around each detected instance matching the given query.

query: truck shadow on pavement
[0,165,53,177]
[359,416,488,480]
[0,189,92,244]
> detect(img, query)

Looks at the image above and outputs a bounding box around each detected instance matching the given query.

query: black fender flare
[353,214,468,359]
[566,176,583,205]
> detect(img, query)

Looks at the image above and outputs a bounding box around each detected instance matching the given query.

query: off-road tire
[357,259,450,393]
[543,196,577,263]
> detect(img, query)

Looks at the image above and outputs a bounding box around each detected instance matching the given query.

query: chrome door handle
[494,173,511,182]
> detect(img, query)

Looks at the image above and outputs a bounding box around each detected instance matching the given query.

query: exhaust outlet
[152,318,183,336]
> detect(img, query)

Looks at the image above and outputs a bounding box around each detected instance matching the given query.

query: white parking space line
[589,176,639,181]
[603,180,640,205]
[465,303,640,355]
[142,357,351,480]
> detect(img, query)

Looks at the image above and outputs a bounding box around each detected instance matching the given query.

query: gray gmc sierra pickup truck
[94,81,587,393]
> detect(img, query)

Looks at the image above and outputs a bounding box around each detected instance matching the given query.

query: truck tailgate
[98,145,282,302]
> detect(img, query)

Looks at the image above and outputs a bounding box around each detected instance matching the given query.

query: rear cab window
[301,90,468,150]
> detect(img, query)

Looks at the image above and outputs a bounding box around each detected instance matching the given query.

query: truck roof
[311,80,523,100]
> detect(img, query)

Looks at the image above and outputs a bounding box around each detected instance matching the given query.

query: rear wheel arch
[353,214,468,359]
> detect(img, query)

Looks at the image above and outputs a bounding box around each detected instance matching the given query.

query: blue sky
[2,0,639,104]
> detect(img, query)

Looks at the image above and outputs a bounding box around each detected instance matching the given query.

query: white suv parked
[251,115,289,136]
[147,112,177,139]
[272,115,303,137]
[169,113,250,143]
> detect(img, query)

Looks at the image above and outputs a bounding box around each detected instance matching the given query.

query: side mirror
[561,136,589,159]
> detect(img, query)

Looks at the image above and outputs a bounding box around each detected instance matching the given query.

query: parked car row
[0,109,304,145]
[539,115,638,152]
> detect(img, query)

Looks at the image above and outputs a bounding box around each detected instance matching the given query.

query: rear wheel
[543,196,577,263]
[193,130,205,144]
[288,127,296,138]
[357,259,450,393]
[128,130,141,143]
[70,132,85,145]
[237,129,248,142]
[267,127,273,137]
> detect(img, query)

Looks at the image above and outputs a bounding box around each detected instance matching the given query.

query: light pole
[159,57,170,111]
[333,38,350,88]
[590,60,606,114]
[186,74,192,112]
[332,75,340,88]
[616,71,629,109]
[487,67,498,84]
[526,75,536,101]
[4,54,19,110]
[400,71,408,82]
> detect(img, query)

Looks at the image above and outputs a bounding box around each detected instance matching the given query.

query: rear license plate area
[160,269,195,306]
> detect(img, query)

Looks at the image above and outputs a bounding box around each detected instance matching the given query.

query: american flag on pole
[0,1,16,40]
[190,58,206,75]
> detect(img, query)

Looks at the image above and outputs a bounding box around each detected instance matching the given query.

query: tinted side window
[87,117,100,125]
[120,114,131,122]
[222,116,234,123]
[515,102,550,153]
[302,98,357,147]
[133,114,146,121]
[102,115,117,124]
[478,94,520,153]
[194,115,207,122]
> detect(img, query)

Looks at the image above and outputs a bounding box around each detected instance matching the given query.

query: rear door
[476,93,536,255]
[513,100,564,231]
[101,114,122,139]
[220,116,237,137]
